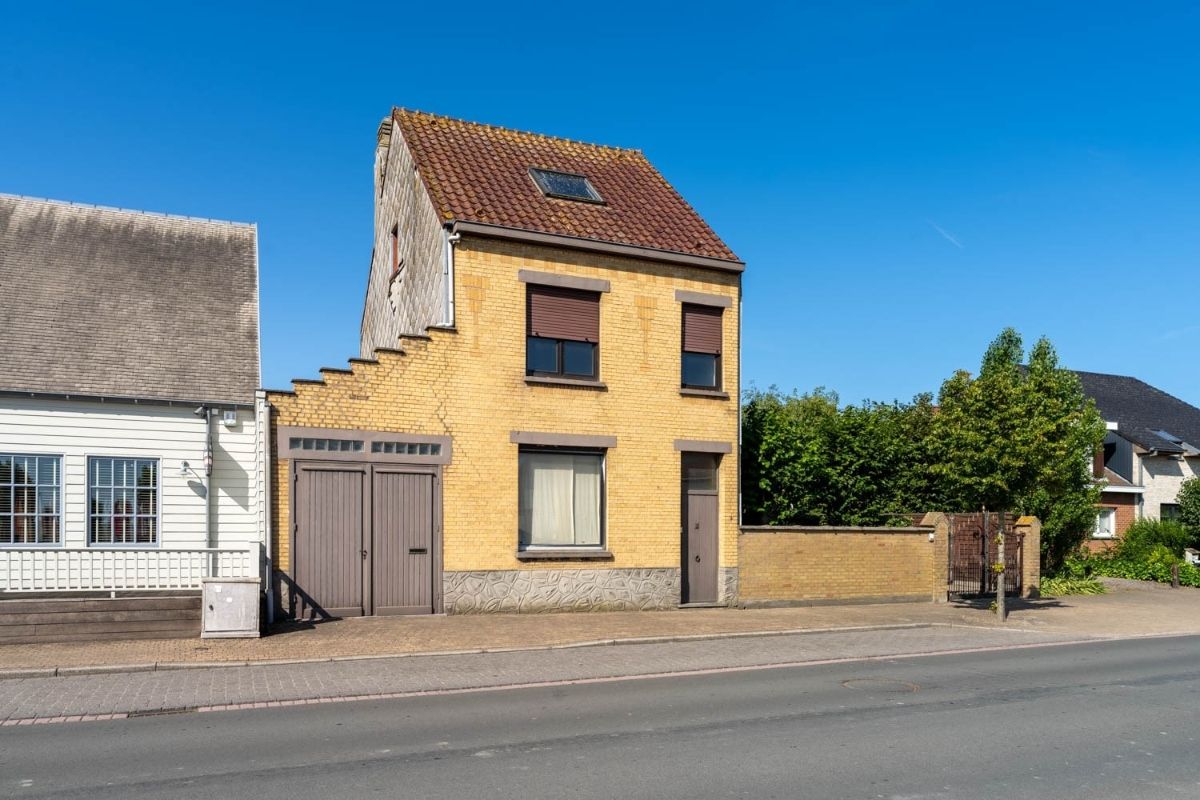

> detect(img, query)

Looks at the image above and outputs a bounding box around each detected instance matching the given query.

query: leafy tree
[1178,477,1200,548]
[741,328,1105,596]
[933,329,1105,573]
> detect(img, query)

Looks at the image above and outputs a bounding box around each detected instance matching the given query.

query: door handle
[361,549,368,560]
[694,555,701,563]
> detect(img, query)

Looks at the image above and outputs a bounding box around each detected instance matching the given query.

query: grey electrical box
[201,578,261,638]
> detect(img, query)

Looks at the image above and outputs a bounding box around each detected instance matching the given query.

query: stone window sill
[680,387,729,399]
[516,549,614,561]
[525,376,608,391]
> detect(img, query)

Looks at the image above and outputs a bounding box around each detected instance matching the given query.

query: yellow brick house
[267,110,743,616]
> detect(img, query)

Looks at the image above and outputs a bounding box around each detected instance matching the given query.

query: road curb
[0,622,941,680]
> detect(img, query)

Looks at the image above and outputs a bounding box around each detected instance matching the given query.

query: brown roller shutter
[682,304,722,354]
[527,285,600,342]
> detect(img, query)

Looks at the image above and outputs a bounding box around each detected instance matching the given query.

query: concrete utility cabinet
[201,577,261,638]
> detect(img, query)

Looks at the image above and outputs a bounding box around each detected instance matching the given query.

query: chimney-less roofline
[449,221,745,274]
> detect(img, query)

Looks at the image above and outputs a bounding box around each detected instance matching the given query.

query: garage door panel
[295,466,365,618]
[373,470,434,615]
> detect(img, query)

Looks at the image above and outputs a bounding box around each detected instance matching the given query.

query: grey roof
[1076,370,1200,455]
[0,195,259,405]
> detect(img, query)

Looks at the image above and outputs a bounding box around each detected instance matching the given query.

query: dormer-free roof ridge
[392,108,643,155]
[0,192,256,229]
[389,108,741,265]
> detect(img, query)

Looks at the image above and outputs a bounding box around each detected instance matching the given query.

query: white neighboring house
[1079,370,1200,529]
[0,194,267,596]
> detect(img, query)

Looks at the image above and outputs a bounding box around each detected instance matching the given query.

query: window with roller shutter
[526,285,600,379]
[681,304,722,389]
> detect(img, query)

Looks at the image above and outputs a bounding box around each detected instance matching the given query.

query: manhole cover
[841,678,919,693]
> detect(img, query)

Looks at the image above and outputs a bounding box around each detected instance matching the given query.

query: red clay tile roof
[392,109,740,264]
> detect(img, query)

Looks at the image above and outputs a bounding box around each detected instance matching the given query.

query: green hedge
[1086,558,1200,587]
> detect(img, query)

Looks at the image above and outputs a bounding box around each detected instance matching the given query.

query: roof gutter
[1099,484,1144,495]
[449,221,745,274]
[0,389,255,409]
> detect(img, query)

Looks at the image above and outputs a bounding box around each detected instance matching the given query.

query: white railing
[0,546,261,592]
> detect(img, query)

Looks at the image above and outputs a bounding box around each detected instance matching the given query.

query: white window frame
[0,453,63,548]
[517,448,606,550]
[1093,507,1116,539]
[87,456,162,548]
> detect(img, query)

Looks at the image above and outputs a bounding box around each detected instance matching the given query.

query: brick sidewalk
[2,580,1199,676]
[0,624,1088,723]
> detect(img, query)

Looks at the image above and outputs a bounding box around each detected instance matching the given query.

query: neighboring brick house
[1078,371,1200,549]
[267,110,743,617]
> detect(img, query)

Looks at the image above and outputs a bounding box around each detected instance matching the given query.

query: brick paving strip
[0,624,1095,724]
[2,582,1199,725]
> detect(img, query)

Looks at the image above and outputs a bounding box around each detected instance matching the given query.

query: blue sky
[3,2,1198,405]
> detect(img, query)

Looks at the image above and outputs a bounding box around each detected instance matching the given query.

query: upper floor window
[0,454,61,546]
[526,285,600,380]
[529,168,604,204]
[681,303,723,389]
[89,457,159,546]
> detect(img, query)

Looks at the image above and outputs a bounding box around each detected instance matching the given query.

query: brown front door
[294,463,368,618]
[681,453,719,605]
[372,469,435,615]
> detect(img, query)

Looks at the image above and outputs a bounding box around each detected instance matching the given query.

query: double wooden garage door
[293,463,437,616]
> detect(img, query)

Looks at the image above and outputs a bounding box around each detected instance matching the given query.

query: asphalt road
[2,635,1199,799]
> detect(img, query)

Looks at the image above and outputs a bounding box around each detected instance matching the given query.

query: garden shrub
[1040,576,1105,596]
[1116,519,1191,561]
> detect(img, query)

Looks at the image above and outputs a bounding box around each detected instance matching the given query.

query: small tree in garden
[932,329,1105,618]
[1178,477,1200,548]
[1013,338,1107,570]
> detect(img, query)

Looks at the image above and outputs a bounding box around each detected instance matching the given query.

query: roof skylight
[529,168,603,204]
[1156,430,1184,445]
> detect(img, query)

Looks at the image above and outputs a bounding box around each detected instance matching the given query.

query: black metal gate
[947,513,1023,597]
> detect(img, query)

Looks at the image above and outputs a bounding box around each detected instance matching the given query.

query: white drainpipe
[444,228,461,327]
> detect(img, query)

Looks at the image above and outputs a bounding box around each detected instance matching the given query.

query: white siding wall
[0,396,262,552]
[1138,454,1200,520]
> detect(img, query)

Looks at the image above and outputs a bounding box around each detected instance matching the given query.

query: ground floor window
[518,449,603,548]
[1093,507,1116,539]
[1161,503,1181,521]
[89,457,159,545]
[0,454,61,545]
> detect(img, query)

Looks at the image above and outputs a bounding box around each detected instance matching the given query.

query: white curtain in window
[572,455,602,546]
[520,452,603,546]
[523,453,575,545]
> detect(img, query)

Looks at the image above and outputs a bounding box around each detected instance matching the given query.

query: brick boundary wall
[738,514,950,607]
[737,513,1040,607]
[1014,515,1041,599]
